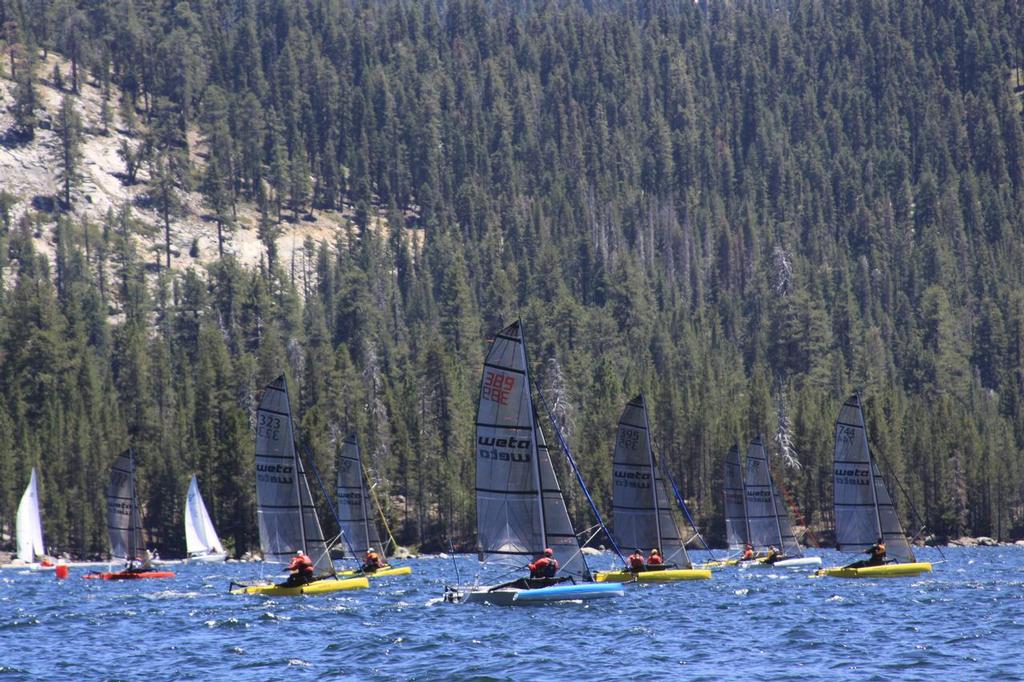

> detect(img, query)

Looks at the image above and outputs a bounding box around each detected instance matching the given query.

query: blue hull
[511,583,623,603]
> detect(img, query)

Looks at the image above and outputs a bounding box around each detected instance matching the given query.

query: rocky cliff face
[1,52,362,279]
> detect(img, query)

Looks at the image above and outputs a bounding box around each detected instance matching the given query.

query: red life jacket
[628,553,645,571]
[288,555,314,576]
[529,556,558,578]
[647,553,664,566]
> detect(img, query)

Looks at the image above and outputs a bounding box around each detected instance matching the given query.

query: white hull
[187,552,228,564]
[740,556,822,570]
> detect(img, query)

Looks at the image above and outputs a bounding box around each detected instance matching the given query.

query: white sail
[336,433,384,556]
[107,450,145,560]
[475,321,589,578]
[611,395,691,567]
[722,445,748,550]
[255,375,334,576]
[185,475,225,557]
[16,468,45,563]
[833,395,915,563]
[743,436,802,557]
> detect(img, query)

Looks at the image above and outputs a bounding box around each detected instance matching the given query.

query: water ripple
[0,547,1020,679]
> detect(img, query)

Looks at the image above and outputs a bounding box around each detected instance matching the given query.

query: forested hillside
[1,0,1023,557]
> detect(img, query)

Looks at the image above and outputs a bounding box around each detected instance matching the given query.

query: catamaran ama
[444,321,622,605]
[818,395,932,578]
[334,433,411,579]
[737,436,820,569]
[230,375,367,595]
[86,450,175,580]
[594,395,711,583]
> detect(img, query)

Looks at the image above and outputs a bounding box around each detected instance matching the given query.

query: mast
[518,320,548,549]
[640,395,664,551]
[129,448,138,561]
[859,395,884,541]
[764,443,786,549]
[357,437,374,551]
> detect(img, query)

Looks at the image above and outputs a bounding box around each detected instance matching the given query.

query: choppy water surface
[1,547,1021,680]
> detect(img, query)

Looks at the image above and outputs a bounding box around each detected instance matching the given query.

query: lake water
[1,547,1021,680]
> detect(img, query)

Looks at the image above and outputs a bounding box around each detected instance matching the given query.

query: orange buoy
[55,562,69,580]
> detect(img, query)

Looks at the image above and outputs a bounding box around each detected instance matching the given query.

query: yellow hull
[818,562,932,579]
[699,559,741,569]
[336,566,412,579]
[594,568,712,583]
[230,576,369,596]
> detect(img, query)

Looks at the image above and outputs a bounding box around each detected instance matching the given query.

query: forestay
[16,468,45,562]
[743,436,801,557]
[255,376,334,576]
[107,450,145,560]
[475,321,588,578]
[185,475,225,556]
[722,445,748,550]
[336,433,384,556]
[833,395,915,563]
[611,395,691,567]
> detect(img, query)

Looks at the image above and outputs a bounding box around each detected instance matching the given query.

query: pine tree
[56,94,82,209]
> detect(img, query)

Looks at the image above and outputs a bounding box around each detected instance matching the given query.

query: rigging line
[533,380,626,566]
[362,462,401,554]
[448,538,462,591]
[557,526,606,579]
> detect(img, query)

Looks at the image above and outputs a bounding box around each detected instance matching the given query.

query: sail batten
[611,395,691,568]
[185,475,225,557]
[723,445,748,550]
[16,469,45,563]
[475,321,588,578]
[107,450,145,561]
[743,436,802,557]
[833,395,915,563]
[255,376,334,575]
[336,434,385,557]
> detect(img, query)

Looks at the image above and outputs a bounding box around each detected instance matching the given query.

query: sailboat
[594,395,711,583]
[819,395,932,578]
[445,321,622,605]
[334,433,411,579]
[86,450,175,579]
[740,436,820,569]
[15,468,48,567]
[184,475,227,563]
[230,375,368,595]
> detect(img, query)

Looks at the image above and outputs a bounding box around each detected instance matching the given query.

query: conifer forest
[1,0,1023,558]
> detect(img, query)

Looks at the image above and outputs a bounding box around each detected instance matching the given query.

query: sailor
[646,548,664,567]
[627,549,646,572]
[866,538,886,566]
[127,549,155,573]
[844,538,887,569]
[528,548,559,578]
[284,550,315,586]
[362,547,386,573]
[764,546,782,565]
[741,543,755,561]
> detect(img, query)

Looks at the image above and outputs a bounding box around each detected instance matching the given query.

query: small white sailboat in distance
[16,468,47,566]
[185,475,227,563]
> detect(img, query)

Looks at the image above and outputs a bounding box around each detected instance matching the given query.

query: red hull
[84,571,176,580]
